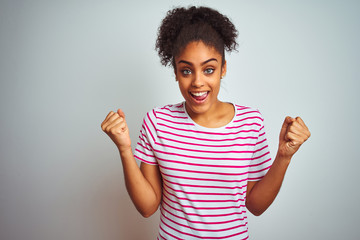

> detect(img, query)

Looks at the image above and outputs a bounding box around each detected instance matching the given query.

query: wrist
[275,152,292,166]
[117,145,132,155]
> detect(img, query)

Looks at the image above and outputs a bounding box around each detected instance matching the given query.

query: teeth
[191,92,207,96]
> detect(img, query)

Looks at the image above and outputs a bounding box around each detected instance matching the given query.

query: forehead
[176,41,222,63]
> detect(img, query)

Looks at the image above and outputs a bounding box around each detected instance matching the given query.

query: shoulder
[141,102,186,137]
[233,104,263,118]
[232,103,265,125]
[146,102,186,119]
[143,102,186,123]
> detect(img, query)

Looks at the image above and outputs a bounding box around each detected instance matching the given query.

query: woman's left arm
[246,116,311,216]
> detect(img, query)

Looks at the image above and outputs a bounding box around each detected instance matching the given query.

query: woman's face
[174,41,226,118]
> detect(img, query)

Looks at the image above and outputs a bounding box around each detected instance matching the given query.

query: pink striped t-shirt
[134,102,273,240]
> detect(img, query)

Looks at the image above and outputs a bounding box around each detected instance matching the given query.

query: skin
[174,41,233,128]
[101,109,162,217]
[101,40,311,218]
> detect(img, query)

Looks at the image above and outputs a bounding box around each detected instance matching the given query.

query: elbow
[141,212,153,218]
[248,208,264,217]
[132,190,162,218]
[138,205,159,218]
[245,200,266,216]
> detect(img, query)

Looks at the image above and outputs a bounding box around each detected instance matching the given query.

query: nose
[191,71,204,88]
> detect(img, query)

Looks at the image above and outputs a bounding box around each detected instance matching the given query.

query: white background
[1,0,359,239]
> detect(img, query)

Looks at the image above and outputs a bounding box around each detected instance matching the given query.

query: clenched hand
[278,116,311,159]
[101,109,132,152]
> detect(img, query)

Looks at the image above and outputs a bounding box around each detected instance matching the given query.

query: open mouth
[190,91,209,102]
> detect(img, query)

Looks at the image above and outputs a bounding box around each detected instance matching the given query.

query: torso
[134,102,273,239]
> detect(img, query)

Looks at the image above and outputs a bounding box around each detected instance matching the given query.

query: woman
[101,6,310,239]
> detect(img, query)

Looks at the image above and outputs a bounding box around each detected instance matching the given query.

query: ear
[221,60,227,78]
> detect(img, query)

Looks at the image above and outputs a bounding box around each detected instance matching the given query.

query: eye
[204,68,214,74]
[182,69,192,75]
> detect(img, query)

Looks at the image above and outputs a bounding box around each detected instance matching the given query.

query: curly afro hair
[155,6,238,68]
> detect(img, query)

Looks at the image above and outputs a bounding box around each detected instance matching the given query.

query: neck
[185,101,234,128]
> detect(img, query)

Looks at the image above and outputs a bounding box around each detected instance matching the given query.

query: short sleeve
[134,110,158,165]
[248,111,273,181]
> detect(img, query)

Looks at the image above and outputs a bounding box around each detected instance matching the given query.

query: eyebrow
[177,58,218,66]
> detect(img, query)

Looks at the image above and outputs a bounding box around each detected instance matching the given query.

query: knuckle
[101,123,107,131]
[110,127,119,135]
[105,126,111,133]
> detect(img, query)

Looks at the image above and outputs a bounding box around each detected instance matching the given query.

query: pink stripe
[156,111,188,119]
[163,187,245,203]
[252,152,271,160]
[235,105,250,110]
[162,157,252,168]
[160,209,247,232]
[158,157,252,168]
[158,116,194,126]
[135,148,154,158]
[157,129,258,142]
[162,200,247,218]
[139,133,152,149]
[144,116,156,143]
[154,149,268,168]
[235,110,259,116]
[137,140,152,152]
[158,231,172,240]
[253,145,268,153]
[250,165,271,173]
[162,172,249,183]
[155,149,253,161]
[161,106,185,114]
[162,206,247,225]
[150,111,158,129]
[160,164,271,176]
[225,122,261,129]
[159,225,183,240]
[134,155,157,165]
[255,138,266,146]
[163,182,246,197]
[155,141,257,154]
[250,158,272,167]
[163,178,247,191]
[233,116,263,123]
[152,108,157,116]
[159,135,256,148]
[160,217,248,239]
[158,122,259,135]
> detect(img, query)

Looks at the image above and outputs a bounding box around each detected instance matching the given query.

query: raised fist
[278,116,311,158]
[101,109,132,152]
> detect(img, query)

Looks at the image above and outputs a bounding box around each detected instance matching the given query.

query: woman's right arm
[101,109,162,218]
